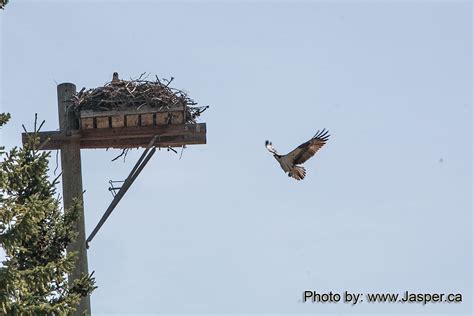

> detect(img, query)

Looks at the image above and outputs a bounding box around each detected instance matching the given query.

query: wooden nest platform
[72,73,208,130]
[22,75,207,150]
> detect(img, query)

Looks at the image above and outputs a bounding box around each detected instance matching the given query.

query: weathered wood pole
[57,83,91,315]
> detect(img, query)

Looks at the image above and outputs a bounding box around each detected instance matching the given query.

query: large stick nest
[71,73,208,123]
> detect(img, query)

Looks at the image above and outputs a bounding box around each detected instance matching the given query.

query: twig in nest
[111,148,129,162]
[136,72,147,81]
[163,77,174,87]
[179,145,186,160]
[166,146,177,154]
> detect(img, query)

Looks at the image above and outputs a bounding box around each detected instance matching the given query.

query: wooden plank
[81,123,206,139]
[79,105,184,118]
[171,112,184,124]
[81,117,94,129]
[29,134,206,150]
[156,112,169,125]
[23,123,207,150]
[77,134,206,149]
[126,114,139,127]
[140,113,154,126]
[96,117,110,129]
[111,115,124,128]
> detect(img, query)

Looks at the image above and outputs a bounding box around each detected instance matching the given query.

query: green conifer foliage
[0,114,96,315]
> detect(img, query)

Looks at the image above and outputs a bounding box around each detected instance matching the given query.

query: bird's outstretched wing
[286,129,330,165]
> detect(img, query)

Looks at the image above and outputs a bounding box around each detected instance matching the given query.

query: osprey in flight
[265,129,330,180]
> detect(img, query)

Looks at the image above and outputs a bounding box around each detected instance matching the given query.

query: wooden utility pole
[57,83,91,315]
[23,82,206,315]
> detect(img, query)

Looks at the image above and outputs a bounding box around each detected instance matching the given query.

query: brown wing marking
[288,129,330,165]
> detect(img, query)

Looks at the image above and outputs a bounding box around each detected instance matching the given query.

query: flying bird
[265,129,330,180]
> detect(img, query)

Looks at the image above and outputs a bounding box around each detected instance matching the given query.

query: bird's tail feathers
[289,166,306,180]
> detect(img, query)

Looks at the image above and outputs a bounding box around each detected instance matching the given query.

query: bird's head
[112,72,119,81]
[265,140,277,155]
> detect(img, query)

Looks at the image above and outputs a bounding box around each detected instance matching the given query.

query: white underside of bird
[275,155,306,180]
[265,129,329,180]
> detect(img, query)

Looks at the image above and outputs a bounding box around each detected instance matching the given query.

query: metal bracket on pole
[86,135,159,248]
[108,180,124,197]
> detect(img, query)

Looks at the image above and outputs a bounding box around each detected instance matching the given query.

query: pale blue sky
[1,1,472,315]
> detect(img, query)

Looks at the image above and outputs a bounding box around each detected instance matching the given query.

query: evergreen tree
[0,114,96,315]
